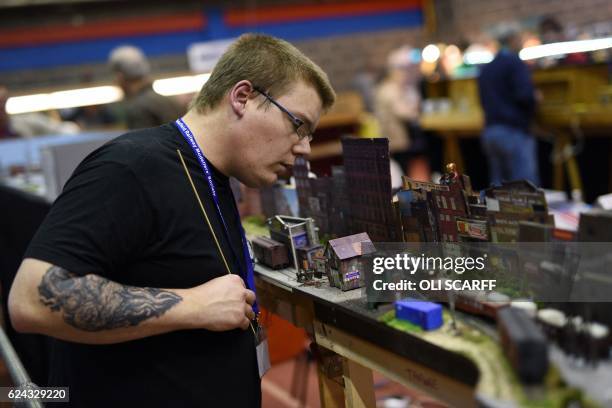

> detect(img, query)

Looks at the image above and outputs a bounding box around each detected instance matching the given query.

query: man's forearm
[39,265,182,332]
[10,259,191,344]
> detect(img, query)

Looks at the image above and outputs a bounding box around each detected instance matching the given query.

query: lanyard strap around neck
[174,118,258,314]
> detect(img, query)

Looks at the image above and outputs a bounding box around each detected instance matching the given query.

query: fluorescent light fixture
[422,44,441,63]
[6,86,123,115]
[6,73,211,115]
[152,73,210,96]
[464,50,494,65]
[6,93,52,115]
[519,37,612,60]
[52,86,123,110]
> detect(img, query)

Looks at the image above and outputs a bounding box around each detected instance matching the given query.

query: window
[450,197,456,210]
[441,196,447,209]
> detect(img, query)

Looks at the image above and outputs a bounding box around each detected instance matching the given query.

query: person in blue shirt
[478,30,539,186]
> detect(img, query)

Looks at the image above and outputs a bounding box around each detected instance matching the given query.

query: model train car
[453,291,510,319]
[428,279,510,319]
[252,236,290,270]
[497,307,548,384]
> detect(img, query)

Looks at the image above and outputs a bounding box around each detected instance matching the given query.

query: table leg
[316,346,347,408]
[342,358,376,408]
[553,132,583,196]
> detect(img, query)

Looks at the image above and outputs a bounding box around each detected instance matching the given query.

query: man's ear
[229,80,254,118]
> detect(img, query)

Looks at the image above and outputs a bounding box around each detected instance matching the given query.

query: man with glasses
[10,34,335,407]
[253,86,314,142]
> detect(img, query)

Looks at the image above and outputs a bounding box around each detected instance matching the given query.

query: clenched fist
[184,274,256,331]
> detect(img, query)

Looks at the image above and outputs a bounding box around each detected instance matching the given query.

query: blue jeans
[481,124,540,186]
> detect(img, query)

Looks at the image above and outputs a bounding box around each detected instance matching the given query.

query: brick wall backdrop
[2,0,611,93]
[295,28,423,92]
[293,0,612,92]
[443,0,612,42]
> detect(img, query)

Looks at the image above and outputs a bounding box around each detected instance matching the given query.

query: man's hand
[9,258,256,345]
[185,274,256,331]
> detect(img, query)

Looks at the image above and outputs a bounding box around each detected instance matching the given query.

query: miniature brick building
[485,180,552,242]
[398,178,445,242]
[293,157,349,238]
[399,162,483,244]
[433,163,480,243]
[259,184,290,218]
[296,244,324,271]
[329,166,349,237]
[342,137,398,242]
[293,156,312,218]
[456,217,489,241]
[518,221,575,242]
[325,232,375,291]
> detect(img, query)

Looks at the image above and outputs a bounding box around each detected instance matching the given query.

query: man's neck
[180,109,232,177]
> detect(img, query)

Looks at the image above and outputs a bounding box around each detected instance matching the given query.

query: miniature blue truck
[395,299,443,331]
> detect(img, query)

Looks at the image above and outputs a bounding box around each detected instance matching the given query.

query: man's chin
[242,173,278,189]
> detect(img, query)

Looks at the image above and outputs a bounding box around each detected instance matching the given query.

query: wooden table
[420,111,483,174]
[421,64,612,195]
[255,266,480,408]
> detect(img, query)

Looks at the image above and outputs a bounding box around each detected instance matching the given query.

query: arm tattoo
[38,266,182,332]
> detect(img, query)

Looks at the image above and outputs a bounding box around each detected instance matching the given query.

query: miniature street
[249,152,612,407]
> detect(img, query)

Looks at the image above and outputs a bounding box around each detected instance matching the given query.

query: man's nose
[293,137,311,156]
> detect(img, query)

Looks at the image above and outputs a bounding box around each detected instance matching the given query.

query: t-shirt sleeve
[25,159,154,280]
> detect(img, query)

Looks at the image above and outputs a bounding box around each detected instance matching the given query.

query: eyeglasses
[253,86,313,142]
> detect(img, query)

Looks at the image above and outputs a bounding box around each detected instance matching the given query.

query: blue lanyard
[174,118,258,315]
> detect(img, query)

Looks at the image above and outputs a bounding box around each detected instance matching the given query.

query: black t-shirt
[25,124,261,407]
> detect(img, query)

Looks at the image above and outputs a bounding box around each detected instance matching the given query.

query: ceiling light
[422,44,441,63]
[519,37,612,60]
[6,86,123,115]
[152,73,210,96]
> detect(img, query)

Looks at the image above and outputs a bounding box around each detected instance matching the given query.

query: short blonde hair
[191,33,335,112]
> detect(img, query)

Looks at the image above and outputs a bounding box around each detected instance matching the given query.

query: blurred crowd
[0,45,187,140]
[2,14,610,189]
[362,15,611,186]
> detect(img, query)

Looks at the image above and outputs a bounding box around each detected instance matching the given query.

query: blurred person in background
[1,85,80,138]
[478,30,539,186]
[352,60,382,113]
[538,16,589,66]
[109,45,184,129]
[10,111,80,137]
[539,16,565,44]
[375,46,429,181]
[0,86,16,139]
